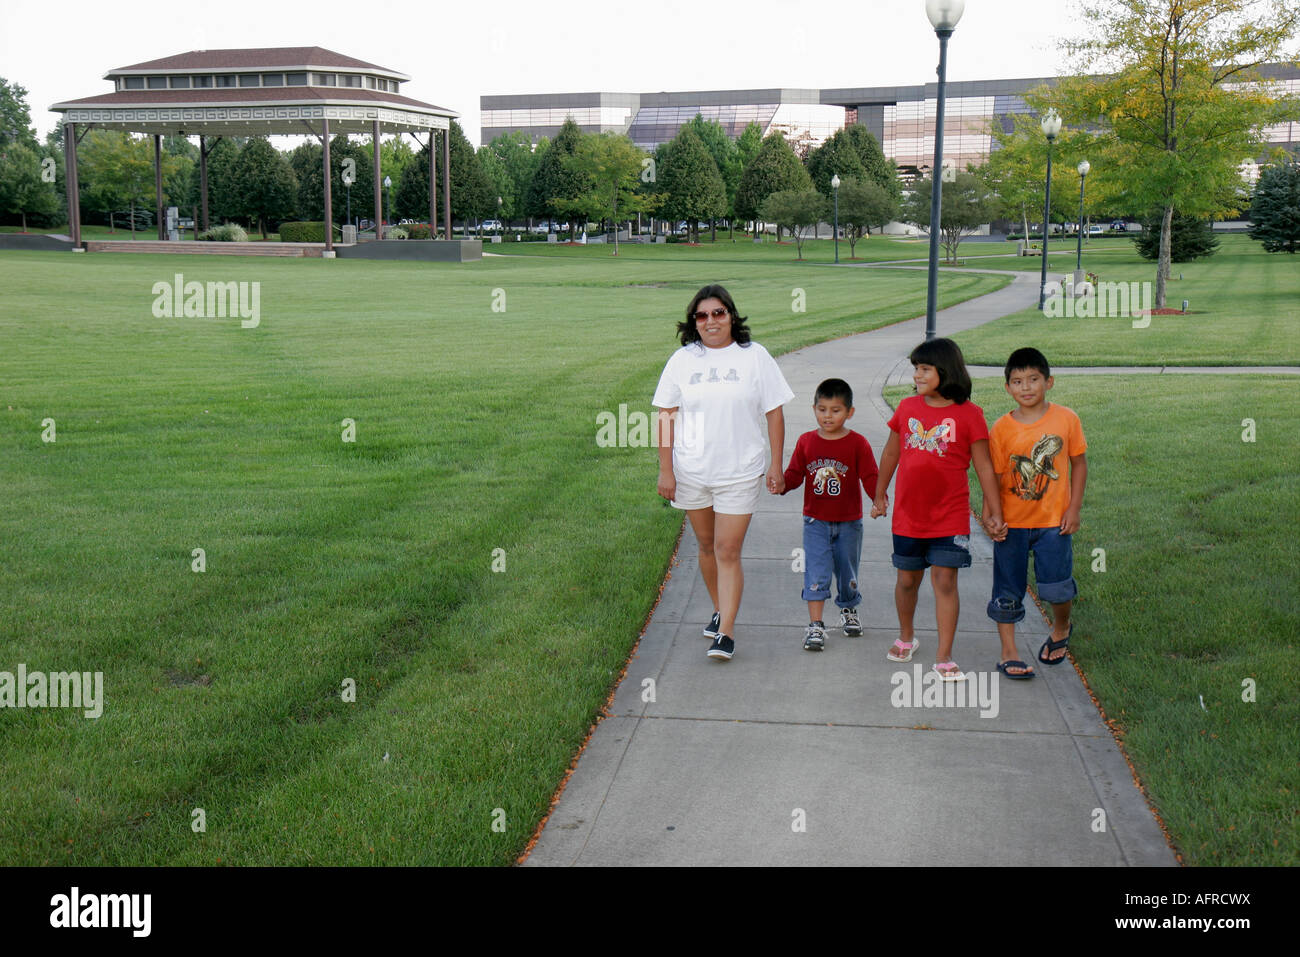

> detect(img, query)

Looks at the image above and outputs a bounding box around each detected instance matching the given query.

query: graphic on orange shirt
[1008,433,1063,500]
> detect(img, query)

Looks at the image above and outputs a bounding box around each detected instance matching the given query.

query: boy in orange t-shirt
[986,348,1088,678]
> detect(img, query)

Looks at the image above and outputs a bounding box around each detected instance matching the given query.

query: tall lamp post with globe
[1037,108,1063,310]
[1074,159,1090,290]
[923,0,966,341]
[831,174,841,264]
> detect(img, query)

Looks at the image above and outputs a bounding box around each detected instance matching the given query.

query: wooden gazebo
[50,47,458,252]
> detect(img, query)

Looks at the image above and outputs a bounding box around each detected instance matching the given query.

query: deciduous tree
[759,189,828,259]
[1050,0,1300,305]
[836,176,898,257]
[903,170,995,264]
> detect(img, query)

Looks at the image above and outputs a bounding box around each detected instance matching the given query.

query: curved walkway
[524,269,1184,867]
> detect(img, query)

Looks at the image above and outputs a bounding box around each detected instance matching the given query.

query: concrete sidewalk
[525,270,1176,867]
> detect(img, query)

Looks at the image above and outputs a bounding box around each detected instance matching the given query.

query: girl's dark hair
[909,337,972,403]
[677,284,752,347]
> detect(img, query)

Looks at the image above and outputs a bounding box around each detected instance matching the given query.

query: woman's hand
[657,469,676,502]
[766,465,784,495]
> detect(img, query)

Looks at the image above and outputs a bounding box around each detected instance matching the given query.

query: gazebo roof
[49,47,456,136]
[107,46,407,79]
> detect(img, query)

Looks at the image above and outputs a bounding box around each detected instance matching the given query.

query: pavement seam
[623,713,1110,736]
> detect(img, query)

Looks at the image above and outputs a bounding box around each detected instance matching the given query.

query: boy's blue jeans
[987,526,1078,623]
[801,517,862,609]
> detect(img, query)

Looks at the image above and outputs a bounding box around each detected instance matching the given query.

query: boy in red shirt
[987,347,1088,677]
[779,378,879,650]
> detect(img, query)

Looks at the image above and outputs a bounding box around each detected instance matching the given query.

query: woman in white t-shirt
[653,284,794,661]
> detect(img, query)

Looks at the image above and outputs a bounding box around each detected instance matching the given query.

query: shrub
[198,223,248,242]
[277,221,342,243]
[386,226,409,240]
[407,224,432,239]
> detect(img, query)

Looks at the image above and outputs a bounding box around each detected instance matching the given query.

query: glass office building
[482,64,1299,174]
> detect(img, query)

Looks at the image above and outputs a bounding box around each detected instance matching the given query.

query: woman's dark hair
[908,337,972,403]
[677,284,752,347]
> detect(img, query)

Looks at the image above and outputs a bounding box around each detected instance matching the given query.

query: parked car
[1088,224,1105,235]
[480,219,503,233]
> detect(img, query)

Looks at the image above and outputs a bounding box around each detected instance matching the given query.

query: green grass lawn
[0,249,1005,865]
[500,231,1027,265]
[884,374,1299,866]
[950,234,1299,365]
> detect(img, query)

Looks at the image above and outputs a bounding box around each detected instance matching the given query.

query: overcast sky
[5,0,1085,145]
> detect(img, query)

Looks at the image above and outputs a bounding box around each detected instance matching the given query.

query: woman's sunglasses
[692,308,729,321]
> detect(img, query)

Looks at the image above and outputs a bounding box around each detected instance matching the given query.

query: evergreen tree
[1134,209,1220,262]
[735,133,813,237]
[806,130,868,196]
[230,138,298,238]
[656,127,726,243]
[397,123,493,229]
[525,117,587,236]
[1247,159,1300,253]
[841,125,900,199]
[679,114,741,238]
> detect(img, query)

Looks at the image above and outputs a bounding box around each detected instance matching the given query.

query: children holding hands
[762,338,1085,685]
[985,347,1087,677]
[778,379,879,651]
[870,339,1005,682]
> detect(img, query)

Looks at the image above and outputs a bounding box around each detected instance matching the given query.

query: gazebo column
[154,134,165,240]
[64,123,82,247]
[199,135,210,232]
[428,130,437,238]
[322,117,334,254]
[372,120,383,240]
[442,127,451,240]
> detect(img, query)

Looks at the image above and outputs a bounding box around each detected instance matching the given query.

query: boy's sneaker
[840,607,862,636]
[803,621,826,651]
[703,612,722,639]
[707,634,735,660]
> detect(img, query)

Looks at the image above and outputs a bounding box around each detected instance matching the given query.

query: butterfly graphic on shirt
[904,417,952,456]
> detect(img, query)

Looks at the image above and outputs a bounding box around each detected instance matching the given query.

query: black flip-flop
[996,659,1036,679]
[1038,623,1073,665]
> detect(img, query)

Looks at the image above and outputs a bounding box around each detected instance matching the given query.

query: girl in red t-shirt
[871,339,1006,681]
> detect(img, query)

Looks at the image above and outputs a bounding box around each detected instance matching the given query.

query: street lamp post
[383,175,392,238]
[1037,108,1062,310]
[831,173,841,264]
[923,0,965,340]
[1074,159,1090,290]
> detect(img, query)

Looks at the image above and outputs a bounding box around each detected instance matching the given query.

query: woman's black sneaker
[703,612,722,639]
[707,634,735,660]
